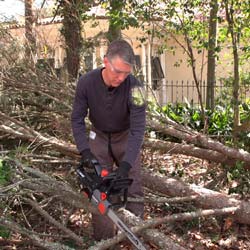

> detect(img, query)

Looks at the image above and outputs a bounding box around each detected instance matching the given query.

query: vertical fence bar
[192,81,195,105]
[203,80,206,105]
[181,80,184,103]
[175,80,177,104]
[171,80,174,103]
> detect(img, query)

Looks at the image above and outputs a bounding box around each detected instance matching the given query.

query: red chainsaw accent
[101,169,109,177]
[98,202,106,215]
[100,192,107,200]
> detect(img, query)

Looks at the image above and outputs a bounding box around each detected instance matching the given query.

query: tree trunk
[146,114,250,166]
[106,0,123,42]
[142,169,250,225]
[25,0,36,63]
[206,0,218,110]
[144,138,236,166]
[60,0,83,80]
[224,0,240,130]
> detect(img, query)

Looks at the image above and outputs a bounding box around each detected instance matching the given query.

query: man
[71,39,146,241]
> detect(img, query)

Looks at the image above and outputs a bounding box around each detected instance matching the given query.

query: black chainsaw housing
[76,161,133,208]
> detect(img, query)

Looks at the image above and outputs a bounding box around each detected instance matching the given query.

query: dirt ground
[140,150,250,250]
[1,150,250,250]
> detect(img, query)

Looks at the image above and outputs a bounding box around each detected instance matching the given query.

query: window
[151,56,164,90]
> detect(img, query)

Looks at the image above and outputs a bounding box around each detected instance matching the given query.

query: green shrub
[226,161,250,197]
[207,105,233,136]
[154,101,250,148]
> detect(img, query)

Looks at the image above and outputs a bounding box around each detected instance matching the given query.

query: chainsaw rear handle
[79,158,108,177]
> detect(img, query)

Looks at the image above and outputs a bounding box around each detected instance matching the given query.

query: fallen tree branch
[2,158,94,212]
[0,112,79,157]
[143,229,186,250]
[23,197,84,246]
[0,110,245,167]
[147,114,250,166]
[144,137,234,166]
[120,209,187,250]
[88,206,239,250]
[19,166,95,212]
[142,169,250,224]
[128,194,198,204]
[0,218,75,250]
[138,206,239,233]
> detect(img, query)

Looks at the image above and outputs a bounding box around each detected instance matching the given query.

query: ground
[1,149,250,250]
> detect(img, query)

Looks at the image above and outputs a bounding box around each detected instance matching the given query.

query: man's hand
[116,161,131,179]
[80,149,103,184]
[81,149,98,169]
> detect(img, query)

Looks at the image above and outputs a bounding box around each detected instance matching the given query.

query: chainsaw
[76,158,147,250]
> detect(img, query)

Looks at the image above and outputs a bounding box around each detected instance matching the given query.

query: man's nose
[118,73,127,82]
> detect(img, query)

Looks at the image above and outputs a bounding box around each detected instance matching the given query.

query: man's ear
[103,56,108,66]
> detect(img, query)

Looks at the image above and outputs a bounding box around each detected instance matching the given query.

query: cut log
[144,138,235,166]
[147,114,250,166]
[142,169,250,225]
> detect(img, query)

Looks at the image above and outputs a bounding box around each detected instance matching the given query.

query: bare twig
[0,218,76,250]
[23,198,84,246]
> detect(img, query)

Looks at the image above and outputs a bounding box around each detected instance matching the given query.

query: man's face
[103,56,132,87]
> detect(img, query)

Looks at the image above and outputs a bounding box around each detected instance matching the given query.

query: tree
[132,0,250,128]
[106,0,123,42]
[56,0,98,80]
[58,0,84,80]
[206,0,218,110]
[141,0,210,121]
[25,0,36,63]
[102,0,140,42]
[221,0,250,131]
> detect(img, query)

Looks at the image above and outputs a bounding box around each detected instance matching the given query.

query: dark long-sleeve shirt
[71,68,146,166]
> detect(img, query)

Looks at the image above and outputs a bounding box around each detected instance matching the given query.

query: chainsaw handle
[77,161,133,208]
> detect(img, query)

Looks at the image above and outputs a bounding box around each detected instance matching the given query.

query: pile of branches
[1,155,248,250]
[1,49,250,249]
[1,61,250,166]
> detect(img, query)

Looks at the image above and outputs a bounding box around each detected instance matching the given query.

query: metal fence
[155,80,250,106]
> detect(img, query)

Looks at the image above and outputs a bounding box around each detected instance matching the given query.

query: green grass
[0,159,11,186]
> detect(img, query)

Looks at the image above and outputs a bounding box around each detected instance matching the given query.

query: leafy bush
[152,101,250,150]
[150,101,250,196]
[161,102,202,130]
[226,161,250,198]
[207,105,233,137]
